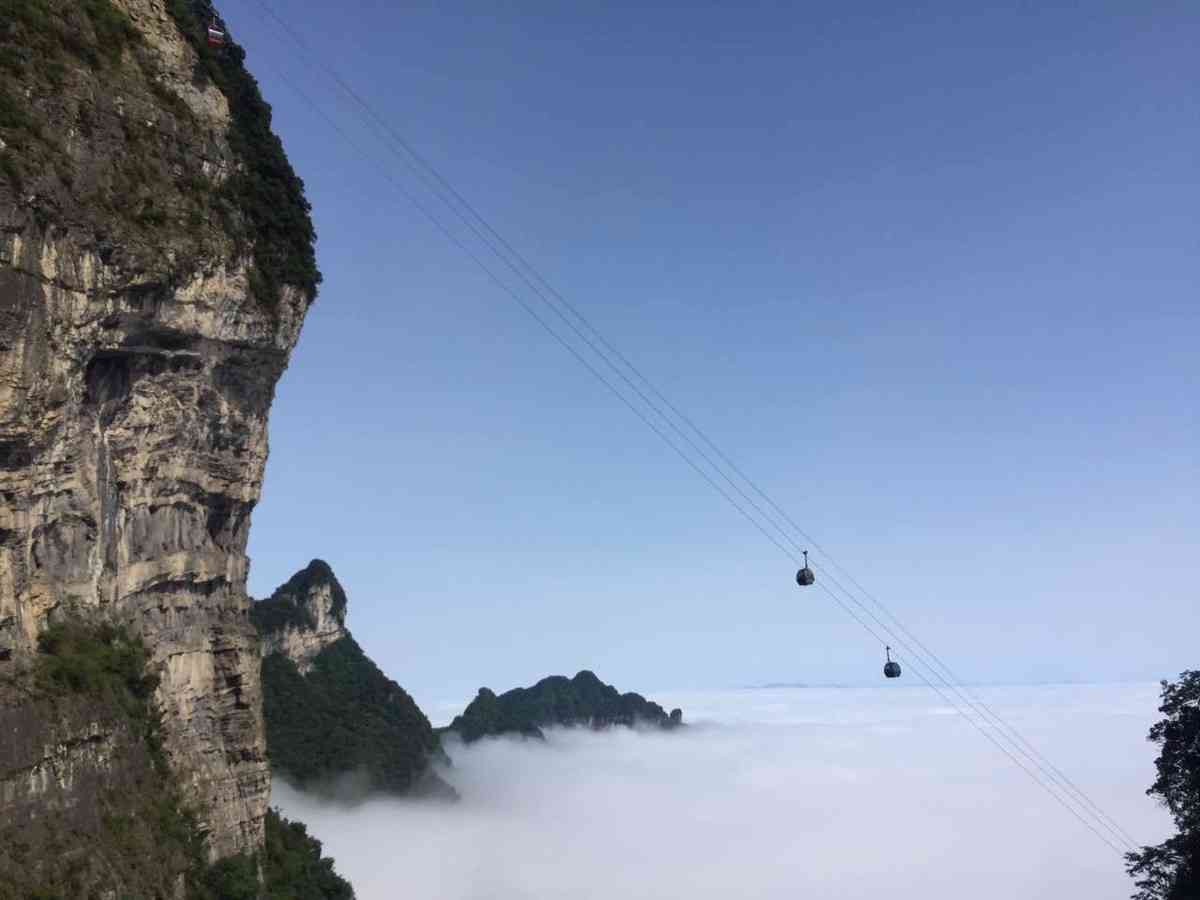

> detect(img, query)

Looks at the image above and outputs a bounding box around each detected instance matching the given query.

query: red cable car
[207,20,226,48]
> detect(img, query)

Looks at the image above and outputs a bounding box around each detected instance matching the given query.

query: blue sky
[223,1,1198,707]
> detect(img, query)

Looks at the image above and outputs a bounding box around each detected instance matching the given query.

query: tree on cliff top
[1126,671,1200,899]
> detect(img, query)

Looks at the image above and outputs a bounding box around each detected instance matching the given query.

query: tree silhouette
[1127,671,1200,899]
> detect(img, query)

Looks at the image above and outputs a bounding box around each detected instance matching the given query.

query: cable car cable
[811,567,1139,852]
[240,1,1140,855]
[245,7,1140,854]
[254,52,811,571]
[812,578,1130,857]
[810,555,1142,850]
[243,0,836,577]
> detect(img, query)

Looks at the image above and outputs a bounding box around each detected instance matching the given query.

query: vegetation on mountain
[34,621,161,719]
[260,635,452,797]
[164,0,320,306]
[0,621,355,898]
[0,0,319,308]
[199,809,354,900]
[1127,671,1200,900]
[0,0,141,194]
[0,622,203,897]
[449,670,683,743]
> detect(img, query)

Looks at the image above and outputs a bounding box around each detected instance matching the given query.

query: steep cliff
[0,623,211,896]
[253,561,455,799]
[0,0,318,874]
[449,670,684,743]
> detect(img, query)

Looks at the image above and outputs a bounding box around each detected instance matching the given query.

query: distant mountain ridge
[449,670,683,743]
[252,560,454,799]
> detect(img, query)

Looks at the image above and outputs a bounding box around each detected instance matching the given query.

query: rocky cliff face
[0,0,318,863]
[254,559,348,674]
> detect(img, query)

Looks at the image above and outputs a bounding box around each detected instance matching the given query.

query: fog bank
[275,683,1167,899]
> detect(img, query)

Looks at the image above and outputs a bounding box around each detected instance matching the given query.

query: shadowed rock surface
[449,670,684,743]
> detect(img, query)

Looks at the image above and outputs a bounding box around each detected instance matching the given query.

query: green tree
[263,809,355,900]
[1127,671,1200,899]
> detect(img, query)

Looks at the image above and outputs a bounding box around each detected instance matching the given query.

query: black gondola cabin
[795,550,815,587]
[884,646,901,679]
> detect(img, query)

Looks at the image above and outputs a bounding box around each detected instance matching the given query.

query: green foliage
[0,0,137,72]
[251,559,347,635]
[196,853,259,900]
[449,670,683,743]
[1127,671,1200,899]
[194,809,354,900]
[0,83,34,132]
[260,636,444,795]
[4,621,209,897]
[0,0,143,212]
[36,621,158,703]
[12,620,356,898]
[253,561,449,799]
[78,0,138,64]
[164,0,320,307]
[263,809,355,900]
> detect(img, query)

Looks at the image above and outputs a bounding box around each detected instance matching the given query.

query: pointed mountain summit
[252,560,454,799]
[252,560,349,673]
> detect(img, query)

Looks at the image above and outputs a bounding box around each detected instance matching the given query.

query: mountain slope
[253,561,454,798]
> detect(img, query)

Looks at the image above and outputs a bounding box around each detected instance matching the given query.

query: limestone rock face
[0,0,317,860]
[254,559,349,674]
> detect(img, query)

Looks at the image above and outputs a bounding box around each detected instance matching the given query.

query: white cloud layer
[274,682,1170,899]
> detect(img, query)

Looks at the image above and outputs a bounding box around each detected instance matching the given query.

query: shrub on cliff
[1,621,206,897]
[0,0,138,73]
[199,809,354,900]
[0,0,139,191]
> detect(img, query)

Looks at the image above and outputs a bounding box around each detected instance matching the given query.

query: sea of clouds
[274,682,1169,899]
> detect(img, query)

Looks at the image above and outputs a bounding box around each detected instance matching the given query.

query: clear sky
[223,0,1198,707]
